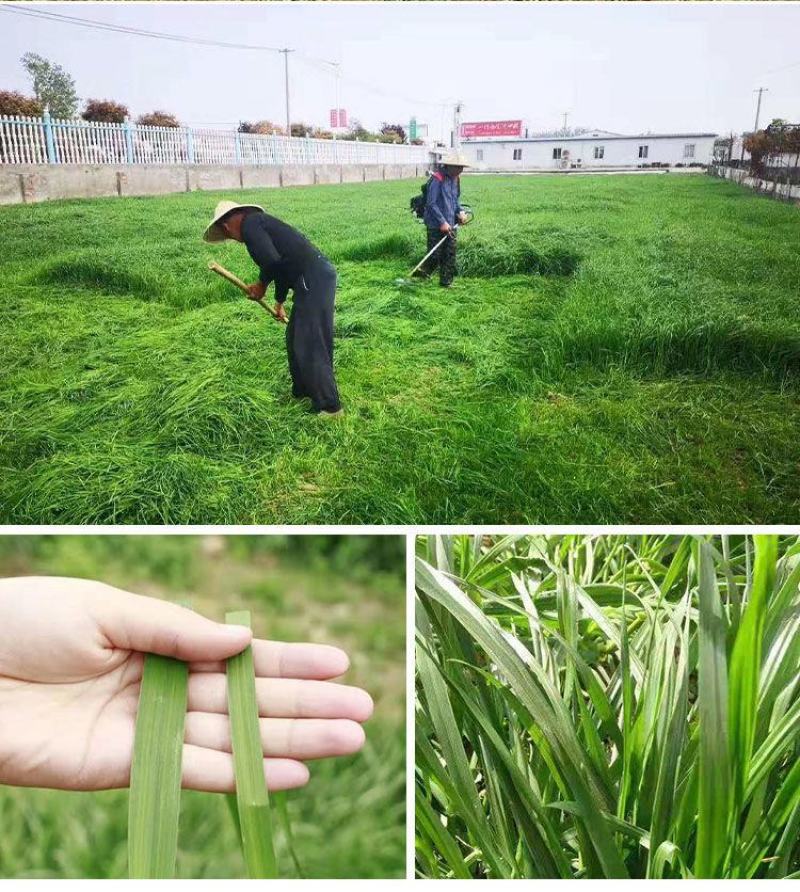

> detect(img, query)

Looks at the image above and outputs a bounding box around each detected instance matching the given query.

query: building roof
[463,132,718,144]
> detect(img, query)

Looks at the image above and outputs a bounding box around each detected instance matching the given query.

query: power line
[762,59,800,77]
[1,2,452,132]
[0,3,284,52]
[297,53,450,110]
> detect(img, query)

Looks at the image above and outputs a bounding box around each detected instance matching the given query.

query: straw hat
[203,200,264,242]
[439,152,471,168]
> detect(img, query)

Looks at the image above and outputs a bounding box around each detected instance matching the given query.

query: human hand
[456,212,467,225]
[274,303,288,323]
[439,222,452,234]
[0,577,372,793]
[247,282,267,301]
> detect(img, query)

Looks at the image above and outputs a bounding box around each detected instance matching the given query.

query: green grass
[0,535,405,880]
[2,174,800,523]
[415,534,800,879]
[127,654,188,879]
[225,609,278,879]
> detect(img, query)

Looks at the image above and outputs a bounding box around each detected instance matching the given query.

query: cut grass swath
[226,610,278,879]
[128,653,188,878]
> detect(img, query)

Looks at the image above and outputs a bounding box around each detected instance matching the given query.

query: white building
[459,130,718,170]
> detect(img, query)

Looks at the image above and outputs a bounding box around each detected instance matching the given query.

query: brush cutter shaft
[207,261,286,323]
[409,233,451,277]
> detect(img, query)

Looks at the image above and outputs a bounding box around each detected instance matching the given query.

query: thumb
[95,587,252,662]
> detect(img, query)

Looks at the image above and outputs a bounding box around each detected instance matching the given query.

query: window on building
[593,146,605,159]
[552,147,562,160]
[513,148,522,161]
[476,149,484,161]
[638,145,649,159]
[684,143,695,159]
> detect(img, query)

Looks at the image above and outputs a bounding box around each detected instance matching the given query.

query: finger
[94,588,252,662]
[190,640,349,679]
[185,713,366,760]
[181,744,309,793]
[187,675,374,722]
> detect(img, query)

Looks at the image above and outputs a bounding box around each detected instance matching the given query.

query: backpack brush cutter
[395,179,474,287]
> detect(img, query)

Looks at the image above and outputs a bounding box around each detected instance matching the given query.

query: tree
[238,120,284,135]
[290,122,312,137]
[380,122,406,143]
[21,52,78,118]
[310,127,333,140]
[137,111,180,128]
[82,99,129,123]
[0,90,43,116]
[345,119,378,142]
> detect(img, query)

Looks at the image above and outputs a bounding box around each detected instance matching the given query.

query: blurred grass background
[0,534,406,879]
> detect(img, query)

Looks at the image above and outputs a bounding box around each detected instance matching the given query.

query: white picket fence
[0,114,431,167]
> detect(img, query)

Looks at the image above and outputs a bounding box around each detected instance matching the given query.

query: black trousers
[286,257,341,413]
[421,227,457,285]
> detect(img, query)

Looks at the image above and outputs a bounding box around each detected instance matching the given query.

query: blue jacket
[423,171,462,230]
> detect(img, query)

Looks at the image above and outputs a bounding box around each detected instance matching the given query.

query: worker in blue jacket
[417,152,470,287]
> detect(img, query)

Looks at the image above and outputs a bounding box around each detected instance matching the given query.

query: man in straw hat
[204,201,342,416]
[416,152,470,288]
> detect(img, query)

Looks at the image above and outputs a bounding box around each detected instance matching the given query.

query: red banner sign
[461,120,522,138]
[329,109,347,129]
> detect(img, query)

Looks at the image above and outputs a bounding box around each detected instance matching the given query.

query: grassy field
[1,173,799,523]
[0,535,405,879]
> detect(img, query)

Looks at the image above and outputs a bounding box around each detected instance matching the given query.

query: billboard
[329,108,348,129]
[461,120,522,138]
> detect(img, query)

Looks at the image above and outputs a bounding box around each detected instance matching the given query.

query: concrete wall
[0,162,423,205]
[461,135,717,170]
[709,164,800,203]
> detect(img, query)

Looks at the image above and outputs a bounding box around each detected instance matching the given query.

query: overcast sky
[1,2,798,138]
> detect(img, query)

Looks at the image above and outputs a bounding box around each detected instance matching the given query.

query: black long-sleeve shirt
[240,211,321,303]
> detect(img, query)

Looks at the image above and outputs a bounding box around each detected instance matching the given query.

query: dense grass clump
[416,534,800,879]
[2,174,800,523]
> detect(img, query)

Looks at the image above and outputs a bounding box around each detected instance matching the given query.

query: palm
[0,652,143,790]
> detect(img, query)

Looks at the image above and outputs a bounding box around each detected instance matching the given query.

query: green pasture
[1,173,799,523]
[0,535,405,879]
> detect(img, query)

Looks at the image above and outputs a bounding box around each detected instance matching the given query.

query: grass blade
[694,540,731,878]
[274,792,304,878]
[226,610,278,879]
[128,654,188,879]
[728,534,777,848]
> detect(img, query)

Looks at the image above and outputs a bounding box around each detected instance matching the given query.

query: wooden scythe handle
[207,261,287,323]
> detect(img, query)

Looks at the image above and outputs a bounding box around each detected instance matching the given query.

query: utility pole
[562,111,569,134]
[753,87,768,132]
[280,49,294,136]
[453,100,463,150]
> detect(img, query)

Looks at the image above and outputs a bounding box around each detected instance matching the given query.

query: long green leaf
[226,610,277,879]
[128,654,188,878]
[728,533,777,861]
[694,540,731,878]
